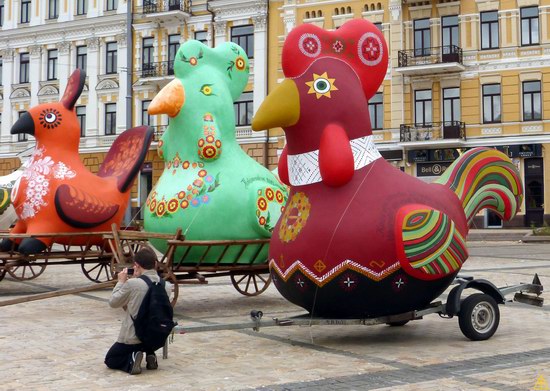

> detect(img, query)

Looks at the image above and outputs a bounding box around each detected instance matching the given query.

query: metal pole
[125,0,134,227]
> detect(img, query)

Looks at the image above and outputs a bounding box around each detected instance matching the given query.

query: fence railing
[138,61,175,78]
[142,0,190,14]
[400,121,466,142]
[398,45,463,68]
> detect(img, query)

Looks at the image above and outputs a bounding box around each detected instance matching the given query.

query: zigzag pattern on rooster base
[270,258,401,287]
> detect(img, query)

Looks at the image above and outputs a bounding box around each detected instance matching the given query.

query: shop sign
[417,162,452,177]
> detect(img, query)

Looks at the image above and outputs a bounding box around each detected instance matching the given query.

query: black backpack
[132,275,176,351]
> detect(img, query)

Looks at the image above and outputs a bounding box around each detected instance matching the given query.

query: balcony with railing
[150,125,168,141]
[396,45,465,75]
[400,121,466,144]
[141,0,191,15]
[137,61,175,80]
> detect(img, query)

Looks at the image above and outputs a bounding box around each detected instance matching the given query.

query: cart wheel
[230,272,271,297]
[81,257,115,283]
[386,320,409,327]
[458,293,500,341]
[7,260,47,281]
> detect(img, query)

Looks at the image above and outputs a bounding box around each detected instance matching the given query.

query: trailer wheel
[386,320,409,327]
[458,293,500,341]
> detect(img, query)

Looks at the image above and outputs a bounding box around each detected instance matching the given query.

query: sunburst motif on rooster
[305,72,338,99]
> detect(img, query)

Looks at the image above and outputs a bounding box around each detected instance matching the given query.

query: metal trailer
[161,274,544,358]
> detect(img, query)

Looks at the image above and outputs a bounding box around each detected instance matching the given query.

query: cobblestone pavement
[0,240,549,390]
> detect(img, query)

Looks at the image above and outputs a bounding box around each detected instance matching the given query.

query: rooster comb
[282,19,388,100]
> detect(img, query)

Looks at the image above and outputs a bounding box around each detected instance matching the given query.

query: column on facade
[214,21,227,45]
[117,33,128,133]
[252,15,267,114]
[29,45,41,106]
[0,49,14,142]
[86,37,100,136]
[389,0,404,129]
[57,42,71,94]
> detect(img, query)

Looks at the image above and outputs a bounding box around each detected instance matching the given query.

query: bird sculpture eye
[44,112,57,123]
[200,84,214,96]
[313,78,331,94]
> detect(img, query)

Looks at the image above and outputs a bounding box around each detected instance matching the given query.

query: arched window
[364,4,369,12]
[312,10,316,18]
[318,10,323,17]
[371,4,376,11]
[340,7,345,14]
[334,8,339,15]
[305,11,310,18]
[347,6,352,13]
[377,3,382,10]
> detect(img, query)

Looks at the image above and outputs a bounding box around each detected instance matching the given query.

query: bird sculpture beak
[11,112,35,136]
[148,79,185,118]
[252,79,300,131]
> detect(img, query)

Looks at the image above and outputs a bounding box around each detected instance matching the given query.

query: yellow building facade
[268,0,550,227]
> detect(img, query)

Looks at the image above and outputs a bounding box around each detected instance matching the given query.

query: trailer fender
[446,279,505,316]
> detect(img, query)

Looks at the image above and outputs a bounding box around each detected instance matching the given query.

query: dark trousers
[104,342,155,373]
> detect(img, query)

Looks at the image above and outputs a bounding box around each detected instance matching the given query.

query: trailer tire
[458,293,500,341]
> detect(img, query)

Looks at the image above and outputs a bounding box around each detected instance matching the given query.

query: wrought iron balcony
[400,121,466,143]
[138,61,175,79]
[396,45,465,75]
[150,125,168,141]
[142,0,190,14]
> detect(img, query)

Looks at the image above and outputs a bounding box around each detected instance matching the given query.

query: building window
[77,0,87,15]
[20,52,29,83]
[234,91,253,126]
[523,81,541,121]
[231,25,254,59]
[106,42,117,74]
[441,15,459,50]
[414,90,432,125]
[18,111,28,141]
[168,34,180,75]
[76,46,87,71]
[0,0,5,27]
[482,84,501,123]
[105,103,117,135]
[21,0,31,23]
[76,106,86,137]
[443,87,460,124]
[414,19,431,57]
[48,0,59,19]
[480,11,499,50]
[521,7,539,46]
[194,31,208,45]
[106,0,117,11]
[0,58,2,86]
[142,100,152,126]
[368,92,383,130]
[142,37,154,76]
[373,22,382,31]
[47,49,58,80]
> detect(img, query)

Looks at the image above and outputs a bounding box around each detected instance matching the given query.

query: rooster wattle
[252,20,523,318]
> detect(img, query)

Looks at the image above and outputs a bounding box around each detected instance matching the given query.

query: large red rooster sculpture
[252,20,523,318]
[1,69,154,255]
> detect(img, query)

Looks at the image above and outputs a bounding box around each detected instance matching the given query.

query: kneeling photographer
[105,247,173,375]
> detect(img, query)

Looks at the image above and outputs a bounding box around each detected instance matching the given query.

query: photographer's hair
[133,246,158,270]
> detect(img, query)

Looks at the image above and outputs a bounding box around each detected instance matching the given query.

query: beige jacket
[109,270,173,345]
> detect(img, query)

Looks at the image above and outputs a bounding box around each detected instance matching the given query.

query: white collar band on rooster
[287,134,381,186]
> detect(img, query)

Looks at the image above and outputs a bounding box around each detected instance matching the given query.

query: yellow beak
[251,79,300,131]
[148,79,185,117]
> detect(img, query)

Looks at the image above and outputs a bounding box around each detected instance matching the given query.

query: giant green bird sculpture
[145,40,287,263]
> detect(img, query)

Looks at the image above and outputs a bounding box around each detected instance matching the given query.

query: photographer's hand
[118,268,129,283]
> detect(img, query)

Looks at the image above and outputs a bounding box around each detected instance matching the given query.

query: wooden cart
[106,227,272,305]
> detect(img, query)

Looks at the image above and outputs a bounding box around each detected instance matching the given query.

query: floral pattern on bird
[278,192,311,243]
[146,167,220,218]
[255,187,287,233]
[14,146,76,220]
[98,134,146,178]
[198,112,222,160]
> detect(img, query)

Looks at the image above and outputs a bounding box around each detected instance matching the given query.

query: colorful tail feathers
[436,148,523,224]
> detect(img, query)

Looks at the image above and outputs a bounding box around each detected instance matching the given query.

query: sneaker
[129,351,143,375]
[146,354,158,370]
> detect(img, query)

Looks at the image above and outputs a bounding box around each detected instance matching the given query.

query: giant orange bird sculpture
[1,69,154,254]
[252,19,523,318]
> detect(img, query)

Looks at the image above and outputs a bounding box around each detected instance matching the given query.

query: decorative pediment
[38,85,60,96]
[10,88,31,99]
[96,79,119,91]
